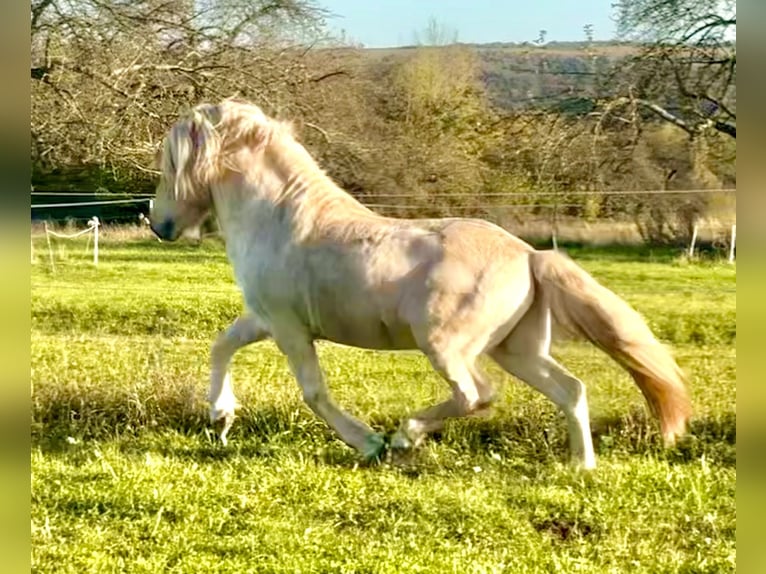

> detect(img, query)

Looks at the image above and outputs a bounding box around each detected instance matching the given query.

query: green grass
[31,234,736,573]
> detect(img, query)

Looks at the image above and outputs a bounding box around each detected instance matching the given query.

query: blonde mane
[161,99,294,199]
[161,98,379,240]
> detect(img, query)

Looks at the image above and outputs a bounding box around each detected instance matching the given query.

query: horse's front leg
[209,314,270,444]
[279,337,387,460]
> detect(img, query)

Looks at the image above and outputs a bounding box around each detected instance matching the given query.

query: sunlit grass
[31,235,736,573]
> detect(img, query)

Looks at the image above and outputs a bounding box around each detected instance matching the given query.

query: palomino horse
[149,99,691,469]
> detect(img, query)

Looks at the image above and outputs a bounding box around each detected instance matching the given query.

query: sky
[318,0,618,47]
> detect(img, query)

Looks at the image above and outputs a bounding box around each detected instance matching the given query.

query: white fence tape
[42,216,100,267]
[32,198,152,209]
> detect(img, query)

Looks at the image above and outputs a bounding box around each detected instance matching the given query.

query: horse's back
[238,213,537,354]
[389,217,537,354]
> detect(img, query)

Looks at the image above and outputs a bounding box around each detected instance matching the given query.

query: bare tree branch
[310,70,348,83]
[613,0,736,139]
[31,0,331,189]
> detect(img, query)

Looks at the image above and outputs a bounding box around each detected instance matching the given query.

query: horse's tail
[529,250,691,444]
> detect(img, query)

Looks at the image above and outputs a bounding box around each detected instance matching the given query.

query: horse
[149,99,691,469]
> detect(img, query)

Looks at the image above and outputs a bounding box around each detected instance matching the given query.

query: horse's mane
[161,99,382,240]
[161,99,294,199]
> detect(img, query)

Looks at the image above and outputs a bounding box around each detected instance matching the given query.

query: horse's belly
[315,308,417,350]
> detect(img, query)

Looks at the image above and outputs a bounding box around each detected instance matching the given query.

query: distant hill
[360,41,641,114]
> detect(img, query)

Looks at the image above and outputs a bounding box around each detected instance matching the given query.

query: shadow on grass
[442,407,736,467]
[33,402,735,468]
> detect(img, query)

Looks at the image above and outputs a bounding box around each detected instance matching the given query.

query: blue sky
[318,0,618,47]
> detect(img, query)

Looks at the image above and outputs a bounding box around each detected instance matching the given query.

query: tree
[612,0,736,139]
[30,0,330,193]
[377,27,499,215]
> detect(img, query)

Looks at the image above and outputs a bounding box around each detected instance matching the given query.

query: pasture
[31,230,736,573]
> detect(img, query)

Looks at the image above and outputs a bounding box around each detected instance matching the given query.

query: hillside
[361,41,640,112]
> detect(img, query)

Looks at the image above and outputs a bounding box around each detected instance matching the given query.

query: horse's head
[150,105,222,241]
[149,100,282,240]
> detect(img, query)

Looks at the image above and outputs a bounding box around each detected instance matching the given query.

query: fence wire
[32,186,737,278]
[31,188,735,199]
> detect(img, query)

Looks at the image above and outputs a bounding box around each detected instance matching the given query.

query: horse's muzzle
[150,218,176,241]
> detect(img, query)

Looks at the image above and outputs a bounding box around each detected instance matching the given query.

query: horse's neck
[263,146,380,239]
[214,151,377,246]
[270,144,363,211]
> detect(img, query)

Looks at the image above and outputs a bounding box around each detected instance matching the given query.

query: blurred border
[18,1,752,572]
[0,1,31,571]
[734,1,763,573]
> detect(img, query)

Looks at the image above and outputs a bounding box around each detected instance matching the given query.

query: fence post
[44,221,56,273]
[729,224,736,263]
[91,216,99,265]
[688,223,698,257]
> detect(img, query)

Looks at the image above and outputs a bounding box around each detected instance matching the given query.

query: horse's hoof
[575,459,597,472]
[211,412,236,446]
[210,406,233,423]
[362,433,387,462]
[389,431,413,451]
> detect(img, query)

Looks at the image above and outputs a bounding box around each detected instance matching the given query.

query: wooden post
[44,221,55,273]
[92,216,99,265]
[688,223,698,257]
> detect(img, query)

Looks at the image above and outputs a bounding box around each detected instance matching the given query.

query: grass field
[31,230,736,573]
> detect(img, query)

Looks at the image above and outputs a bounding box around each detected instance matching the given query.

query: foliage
[612,0,736,139]
[30,7,736,244]
[31,0,330,193]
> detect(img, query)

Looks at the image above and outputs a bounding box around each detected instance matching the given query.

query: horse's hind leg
[491,349,596,469]
[391,352,494,450]
[489,303,596,468]
[209,314,270,444]
[469,363,497,415]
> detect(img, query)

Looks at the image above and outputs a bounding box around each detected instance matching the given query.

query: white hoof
[209,373,238,422]
[219,415,236,446]
[209,404,236,423]
[574,455,597,471]
[389,431,413,451]
[209,407,237,446]
[208,372,239,445]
